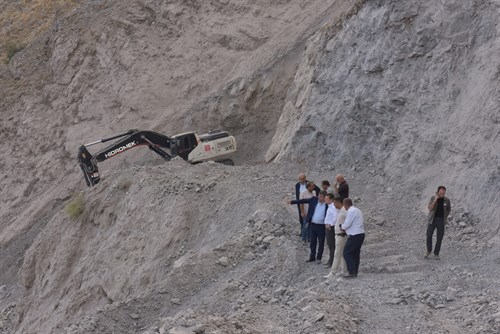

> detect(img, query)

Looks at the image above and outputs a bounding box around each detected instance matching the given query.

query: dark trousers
[297,206,304,231]
[325,227,336,265]
[309,223,326,260]
[343,233,365,275]
[427,217,445,255]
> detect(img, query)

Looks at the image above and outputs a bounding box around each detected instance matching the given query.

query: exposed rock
[218,257,230,267]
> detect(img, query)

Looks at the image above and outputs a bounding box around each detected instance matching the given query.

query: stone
[193,324,206,334]
[315,313,325,322]
[259,295,271,303]
[302,320,312,329]
[274,229,284,236]
[446,287,458,301]
[325,323,335,330]
[170,298,181,305]
[169,328,195,334]
[274,286,287,296]
[490,312,500,320]
[262,235,274,244]
[476,304,487,314]
[244,253,255,261]
[129,313,140,320]
[218,257,230,267]
[388,297,404,305]
[301,305,312,312]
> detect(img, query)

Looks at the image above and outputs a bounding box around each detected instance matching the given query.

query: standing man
[290,190,328,263]
[295,173,308,235]
[425,186,451,260]
[295,174,319,238]
[321,180,336,195]
[329,197,348,277]
[333,174,349,200]
[341,198,365,278]
[323,193,338,268]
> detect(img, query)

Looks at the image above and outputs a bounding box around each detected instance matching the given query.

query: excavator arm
[77,129,173,186]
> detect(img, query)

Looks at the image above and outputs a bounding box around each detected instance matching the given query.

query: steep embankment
[11,161,358,334]
[268,0,500,234]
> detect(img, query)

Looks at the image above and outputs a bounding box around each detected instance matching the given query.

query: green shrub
[5,41,24,63]
[65,195,84,220]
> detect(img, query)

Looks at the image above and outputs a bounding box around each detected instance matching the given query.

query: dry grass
[65,194,85,220]
[0,0,79,63]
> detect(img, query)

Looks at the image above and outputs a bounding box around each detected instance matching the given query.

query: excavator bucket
[77,145,100,186]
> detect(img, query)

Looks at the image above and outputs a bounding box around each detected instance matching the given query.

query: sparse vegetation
[65,195,85,219]
[118,179,133,191]
[5,41,24,63]
[0,0,78,64]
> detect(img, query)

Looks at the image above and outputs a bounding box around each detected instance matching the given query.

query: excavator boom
[77,130,172,186]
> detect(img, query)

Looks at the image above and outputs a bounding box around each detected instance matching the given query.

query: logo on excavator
[104,141,138,158]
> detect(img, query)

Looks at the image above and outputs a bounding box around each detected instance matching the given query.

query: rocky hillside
[268,0,499,232]
[1,0,499,333]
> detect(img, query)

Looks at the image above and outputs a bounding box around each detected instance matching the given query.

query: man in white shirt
[323,193,338,267]
[341,198,365,278]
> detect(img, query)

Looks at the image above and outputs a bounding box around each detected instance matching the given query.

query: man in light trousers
[324,196,347,279]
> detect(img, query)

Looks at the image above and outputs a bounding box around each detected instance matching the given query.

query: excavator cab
[171,133,198,160]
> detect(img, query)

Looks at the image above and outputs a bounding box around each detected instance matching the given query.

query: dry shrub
[118,179,133,191]
[65,195,85,220]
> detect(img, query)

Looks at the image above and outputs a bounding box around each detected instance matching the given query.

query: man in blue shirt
[290,190,328,263]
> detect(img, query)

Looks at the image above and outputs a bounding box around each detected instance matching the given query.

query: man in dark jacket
[294,174,320,236]
[333,174,349,200]
[425,186,451,260]
[290,190,328,263]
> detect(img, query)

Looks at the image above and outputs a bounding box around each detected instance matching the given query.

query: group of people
[289,173,452,279]
[289,173,364,279]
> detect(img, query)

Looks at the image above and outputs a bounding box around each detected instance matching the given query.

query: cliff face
[267,0,500,231]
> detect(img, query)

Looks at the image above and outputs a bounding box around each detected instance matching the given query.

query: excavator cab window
[175,133,197,160]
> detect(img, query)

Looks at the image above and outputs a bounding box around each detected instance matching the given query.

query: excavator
[77,129,237,187]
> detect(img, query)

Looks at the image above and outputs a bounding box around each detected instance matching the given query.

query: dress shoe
[306,258,316,263]
[424,251,431,259]
[342,273,357,279]
[316,259,322,264]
